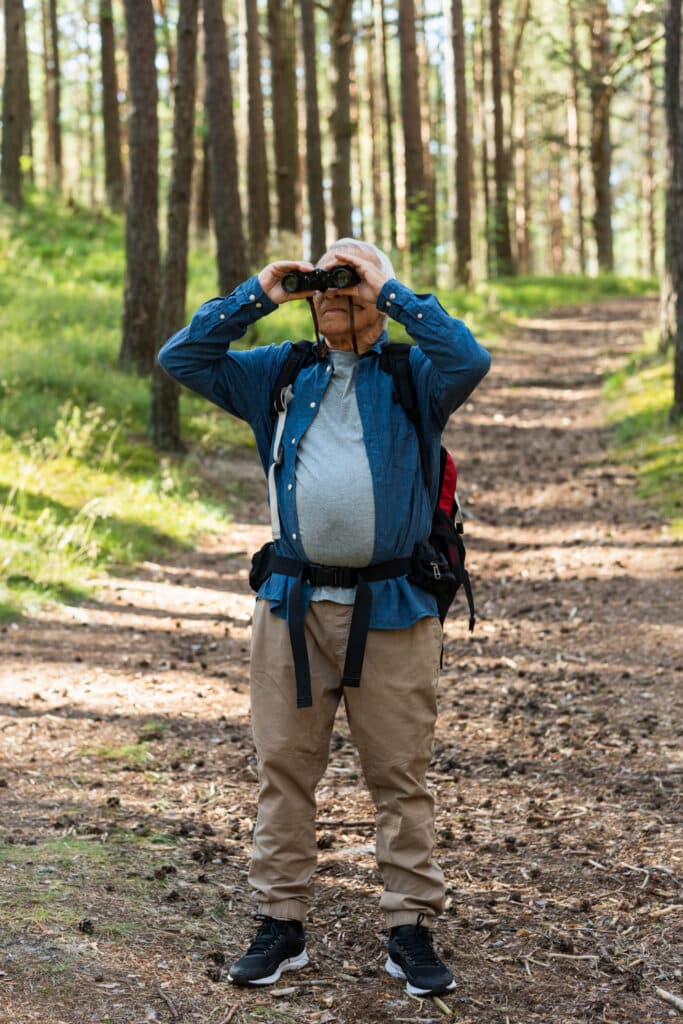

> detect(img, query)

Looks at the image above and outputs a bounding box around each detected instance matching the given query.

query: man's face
[312,247,384,345]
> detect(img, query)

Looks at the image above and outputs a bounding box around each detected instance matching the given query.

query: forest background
[0,0,680,620]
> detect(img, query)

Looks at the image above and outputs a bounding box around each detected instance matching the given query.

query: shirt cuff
[231,275,279,315]
[377,278,452,330]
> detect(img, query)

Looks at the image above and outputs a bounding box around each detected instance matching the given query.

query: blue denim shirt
[158,275,491,630]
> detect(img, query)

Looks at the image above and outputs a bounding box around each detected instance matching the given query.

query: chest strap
[267,552,412,709]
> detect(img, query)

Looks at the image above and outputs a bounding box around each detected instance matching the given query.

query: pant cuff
[255,898,308,923]
[385,910,437,928]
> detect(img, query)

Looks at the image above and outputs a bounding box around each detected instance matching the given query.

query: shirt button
[385,301,391,308]
[310,401,316,408]
[288,483,293,491]
[249,293,256,301]
[291,532,297,540]
[219,313,226,320]
[291,437,296,444]
[326,366,332,373]
[417,312,423,319]
[255,301,262,309]
[389,292,396,300]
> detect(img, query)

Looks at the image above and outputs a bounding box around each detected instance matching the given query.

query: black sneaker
[228,915,309,986]
[385,915,456,996]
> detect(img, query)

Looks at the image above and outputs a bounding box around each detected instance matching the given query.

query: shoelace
[395,915,442,968]
[245,914,286,955]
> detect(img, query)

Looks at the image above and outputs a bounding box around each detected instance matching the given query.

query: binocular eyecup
[281,265,361,295]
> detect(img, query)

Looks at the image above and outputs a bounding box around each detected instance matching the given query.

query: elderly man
[158,239,490,997]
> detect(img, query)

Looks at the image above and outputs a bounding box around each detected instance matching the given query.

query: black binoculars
[281,265,361,294]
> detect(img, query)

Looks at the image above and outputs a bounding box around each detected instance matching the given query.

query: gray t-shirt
[295,349,375,603]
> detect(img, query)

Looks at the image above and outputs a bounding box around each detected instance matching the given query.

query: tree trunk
[120,0,160,374]
[398,0,434,275]
[244,0,270,265]
[152,0,199,451]
[366,14,383,247]
[375,0,397,251]
[589,1,614,273]
[452,0,472,285]
[203,0,247,294]
[300,0,325,258]
[642,45,657,280]
[548,138,564,274]
[489,0,515,275]
[269,0,299,235]
[329,0,354,239]
[416,8,437,259]
[2,0,30,207]
[473,10,492,278]
[662,0,682,384]
[100,0,125,211]
[665,0,683,415]
[193,8,211,236]
[41,0,62,190]
[514,90,531,274]
[567,0,586,275]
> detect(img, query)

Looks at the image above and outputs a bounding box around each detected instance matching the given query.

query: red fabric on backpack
[439,450,458,515]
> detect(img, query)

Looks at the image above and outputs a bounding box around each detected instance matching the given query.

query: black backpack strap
[379,342,432,490]
[270,340,319,419]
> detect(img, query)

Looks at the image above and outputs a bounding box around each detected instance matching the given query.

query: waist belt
[268,551,413,709]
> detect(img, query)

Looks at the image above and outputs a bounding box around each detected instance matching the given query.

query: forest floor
[1,297,682,1024]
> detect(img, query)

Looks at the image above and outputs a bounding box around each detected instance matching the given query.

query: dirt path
[1,299,681,1024]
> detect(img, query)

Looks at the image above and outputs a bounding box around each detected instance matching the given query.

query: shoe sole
[228,948,309,986]
[384,955,456,997]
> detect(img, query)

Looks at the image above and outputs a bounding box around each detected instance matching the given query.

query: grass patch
[79,742,151,764]
[605,330,683,531]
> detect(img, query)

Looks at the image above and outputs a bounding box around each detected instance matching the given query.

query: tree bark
[473,9,492,278]
[374,0,397,251]
[120,0,160,374]
[300,0,326,259]
[548,138,564,274]
[244,0,270,265]
[41,0,62,190]
[398,0,434,275]
[365,14,383,247]
[269,0,300,235]
[642,45,657,280]
[100,0,125,211]
[666,0,683,415]
[451,0,472,285]
[567,0,586,275]
[489,0,515,275]
[2,0,31,207]
[203,0,247,294]
[589,1,614,273]
[152,0,200,451]
[329,0,354,239]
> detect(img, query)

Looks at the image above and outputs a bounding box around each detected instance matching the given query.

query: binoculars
[281,265,361,294]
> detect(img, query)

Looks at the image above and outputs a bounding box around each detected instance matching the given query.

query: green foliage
[605,331,683,532]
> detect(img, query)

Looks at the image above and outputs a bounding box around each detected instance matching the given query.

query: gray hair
[323,238,396,281]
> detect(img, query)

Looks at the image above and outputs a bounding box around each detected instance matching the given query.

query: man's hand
[258,261,316,305]
[317,247,392,305]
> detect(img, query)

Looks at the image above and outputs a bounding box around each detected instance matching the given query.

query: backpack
[268,340,476,630]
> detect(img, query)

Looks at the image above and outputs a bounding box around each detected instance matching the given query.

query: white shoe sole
[384,955,456,997]
[228,948,309,986]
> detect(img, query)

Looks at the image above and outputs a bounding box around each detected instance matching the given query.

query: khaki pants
[248,598,445,928]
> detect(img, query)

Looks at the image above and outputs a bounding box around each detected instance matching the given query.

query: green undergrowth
[0,194,661,616]
[605,330,683,533]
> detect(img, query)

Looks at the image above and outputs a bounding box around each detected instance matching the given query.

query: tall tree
[42,0,63,190]
[374,0,397,250]
[2,0,31,207]
[398,0,434,274]
[203,0,247,293]
[662,0,683,416]
[268,0,299,235]
[152,0,199,450]
[300,0,326,259]
[119,0,160,374]
[329,0,354,239]
[244,0,270,265]
[567,0,586,275]
[451,0,472,284]
[100,0,125,211]
[641,45,657,280]
[589,1,614,272]
[473,9,493,277]
[489,0,514,275]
